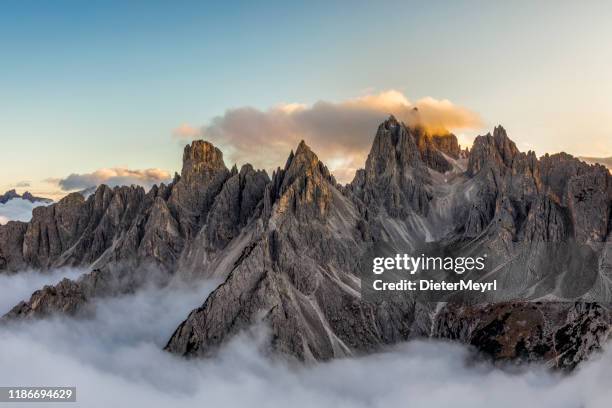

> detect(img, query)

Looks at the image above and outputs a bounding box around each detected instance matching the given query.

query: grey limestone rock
[1,118,610,371]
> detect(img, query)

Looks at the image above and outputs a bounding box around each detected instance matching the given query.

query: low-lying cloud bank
[0,268,86,314]
[0,198,51,225]
[47,168,172,192]
[0,270,610,408]
[174,90,483,183]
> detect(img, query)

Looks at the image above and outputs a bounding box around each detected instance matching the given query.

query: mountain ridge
[1,117,610,369]
[0,189,52,205]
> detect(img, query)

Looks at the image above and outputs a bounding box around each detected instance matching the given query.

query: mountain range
[0,116,610,370]
[0,190,52,205]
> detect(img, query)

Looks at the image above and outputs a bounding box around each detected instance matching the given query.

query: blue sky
[2,1,611,197]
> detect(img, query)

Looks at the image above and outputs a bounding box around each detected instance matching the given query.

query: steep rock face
[350,116,432,217]
[3,140,269,317]
[566,166,611,242]
[428,127,612,368]
[205,164,269,250]
[176,163,269,280]
[468,126,523,176]
[164,130,611,367]
[21,192,90,268]
[539,153,611,241]
[464,126,611,245]
[413,127,459,172]
[268,140,336,221]
[430,133,461,159]
[168,141,231,240]
[0,141,236,274]
[0,221,28,271]
[135,192,182,266]
[463,126,543,241]
[166,141,415,361]
[5,278,88,318]
[20,186,148,269]
[2,119,611,371]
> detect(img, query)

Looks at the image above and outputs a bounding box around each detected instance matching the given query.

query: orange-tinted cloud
[49,168,172,191]
[173,90,483,183]
[172,124,200,139]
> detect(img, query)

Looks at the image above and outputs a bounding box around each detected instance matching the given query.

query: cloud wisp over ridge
[173,90,483,183]
[48,168,172,192]
[0,268,87,314]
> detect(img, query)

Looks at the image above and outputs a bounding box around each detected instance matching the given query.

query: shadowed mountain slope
[1,117,610,369]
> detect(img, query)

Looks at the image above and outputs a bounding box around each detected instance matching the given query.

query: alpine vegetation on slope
[1,117,610,369]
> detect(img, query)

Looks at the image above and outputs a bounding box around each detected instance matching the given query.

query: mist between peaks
[372,254,487,275]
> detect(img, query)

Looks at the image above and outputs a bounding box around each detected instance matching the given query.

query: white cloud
[174,90,483,183]
[51,168,172,192]
[0,268,87,315]
[0,269,610,408]
[0,198,51,225]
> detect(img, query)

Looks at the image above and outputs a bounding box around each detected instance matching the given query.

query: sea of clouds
[0,270,610,408]
[0,198,50,225]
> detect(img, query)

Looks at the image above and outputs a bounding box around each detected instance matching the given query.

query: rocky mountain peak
[0,189,20,204]
[428,133,461,159]
[355,116,462,181]
[411,127,461,172]
[370,117,421,168]
[468,125,521,175]
[166,141,232,239]
[281,140,334,189]
[181,140,227,181]
[261,140,335,221]
[2,118,611,371]
[492,125,519,161]
[350,116,433,217]
[22,191,49,203]
[382,114,400,128]
[203,163,269,250]
[0,189,52,204]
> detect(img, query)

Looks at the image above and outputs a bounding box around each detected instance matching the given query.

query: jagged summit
[181,140,227,180]
[1,121,611,370]
[368,115,462,172]
[383,114,400,126]
[262,139,337,222]
[0,189,20,204]
[351,115,467,216]
[0,189,52,204]
[282,140,334,187]
[468,125,525,175]
[296,139,309,152]
[581,155,612,171]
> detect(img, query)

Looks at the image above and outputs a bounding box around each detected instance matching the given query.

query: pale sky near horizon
[1,1,611,199]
